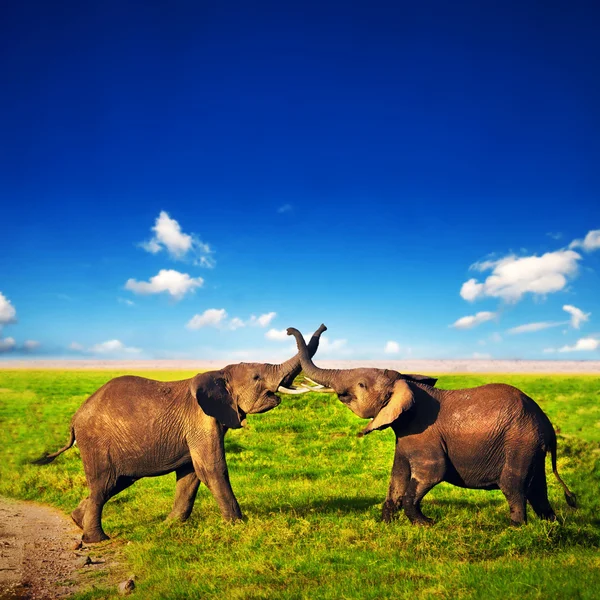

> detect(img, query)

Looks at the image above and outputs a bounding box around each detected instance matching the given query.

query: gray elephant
[34,325,325,543]
[288,326,576,526]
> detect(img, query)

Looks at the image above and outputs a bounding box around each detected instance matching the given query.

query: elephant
[33,325,326,543]
[287,326,577,527]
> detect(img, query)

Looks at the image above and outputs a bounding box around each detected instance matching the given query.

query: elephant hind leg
[403,477,439,525]
[71,497,89,529]
[82,475,136,543]
[167,464,200,522]
[527,459,556,521]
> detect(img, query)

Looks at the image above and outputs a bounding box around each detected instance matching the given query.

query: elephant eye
[358,382,366,389]
[253,374,261,381]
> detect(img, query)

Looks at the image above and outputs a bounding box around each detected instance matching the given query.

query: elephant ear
[190,372,245,429]
[402,373,438,387]
[361,379,415,436]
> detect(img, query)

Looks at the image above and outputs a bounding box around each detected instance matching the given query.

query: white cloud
[265,328,289,341]
[507,321,565,334]
[557,337,600,353]
[140,211,215,267]
[118,297,135,306]
[229,317,246,330]
[0,337,16,352]
[461,250,581,303]
[384,341,400,354]
[187,308,228,330]
[125,269,204,300]
[89,339,142,354]
[277,204,292,214]
[188,310,278,331]
[0,292,17,325]
[490,332,503,343]
[23,340,40,351]
[472,352,492,359]
[570,229,600,252]
[563,304,590,329]
[318,336,349,354]
[249,312,277,327]
[451,311,496,330]
[69,342,84,351]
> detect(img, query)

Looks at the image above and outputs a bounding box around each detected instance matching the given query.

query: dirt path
[0,498,118,599]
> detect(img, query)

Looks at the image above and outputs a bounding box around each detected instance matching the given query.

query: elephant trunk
[287,327,341,390]
[273,324,327,390]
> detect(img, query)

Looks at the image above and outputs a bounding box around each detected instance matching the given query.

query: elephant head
[190,325,327,429]
[287,326,437,435]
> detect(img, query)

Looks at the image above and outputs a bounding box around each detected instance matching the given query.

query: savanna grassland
[1,370,599,599]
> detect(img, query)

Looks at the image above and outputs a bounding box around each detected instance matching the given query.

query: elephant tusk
[277,386,314,394]
[302,377,324,389]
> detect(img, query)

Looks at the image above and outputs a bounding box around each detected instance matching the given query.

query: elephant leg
[71,497,89,530]
[402,478,438,525]
[82,475,135,543]
[382,451,410,523]
[190,446,242,522]
[527,458,556,521]
[167,464,200,522]
[499,472,528,526]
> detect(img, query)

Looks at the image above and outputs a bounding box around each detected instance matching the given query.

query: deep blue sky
[1,1,599,361]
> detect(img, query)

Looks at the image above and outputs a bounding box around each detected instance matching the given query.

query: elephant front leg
[190,448,242,522]
[167,464,200,522]
[382,451,411,523]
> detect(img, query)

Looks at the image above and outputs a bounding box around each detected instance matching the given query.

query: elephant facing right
[288,326,577,527]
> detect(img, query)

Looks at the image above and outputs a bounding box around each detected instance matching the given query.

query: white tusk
[277,386,313,395]
[303,377,324,388]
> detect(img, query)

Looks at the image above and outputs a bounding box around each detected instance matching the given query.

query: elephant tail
[549,429,577,508]
[31,427,76,465]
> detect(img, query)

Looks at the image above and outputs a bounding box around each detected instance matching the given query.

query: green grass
[1,371,599,599]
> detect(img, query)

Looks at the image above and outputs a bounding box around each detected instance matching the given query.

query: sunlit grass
[1,371,599,598]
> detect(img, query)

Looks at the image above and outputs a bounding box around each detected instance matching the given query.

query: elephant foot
[82,530,110,544]
[166,511,191,523]
[382,500,401,523]
[408,515,435,526]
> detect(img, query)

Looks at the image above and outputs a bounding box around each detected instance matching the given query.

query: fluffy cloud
[140,211,215,267]
[265,328,289,341]
[187,310,278,331]
[23,340,40,351]
[0,337,16,352]
[461,250,581,303]
[318,336,349,354]
[570,229,600,252]
[507,321,564,334]
[0,292,17,325]
[187,308,228,329]
[556,337,599,353]
[563,304,590,329]
[277,204,292,214]
[125,269,204,300]
[69,342,84,351]
[451,311,496,330]
[384,341,400,354]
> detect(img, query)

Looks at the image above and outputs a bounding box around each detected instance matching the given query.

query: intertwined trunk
[286,327,344,391]
[271,324,327,390]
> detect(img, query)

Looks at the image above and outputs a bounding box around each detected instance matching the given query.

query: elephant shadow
[247,495,382,517]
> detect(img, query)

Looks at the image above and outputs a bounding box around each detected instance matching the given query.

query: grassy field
[1,371,599,599]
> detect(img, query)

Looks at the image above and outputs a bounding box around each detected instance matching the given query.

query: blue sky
[1,1,599,361]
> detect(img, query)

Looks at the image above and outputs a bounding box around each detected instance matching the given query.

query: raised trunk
[286,327,343,390]
[273,324,327,390]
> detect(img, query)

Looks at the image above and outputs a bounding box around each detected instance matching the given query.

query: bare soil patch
[0,498,118,599]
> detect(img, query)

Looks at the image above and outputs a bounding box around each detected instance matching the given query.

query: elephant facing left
[33,325,325,543]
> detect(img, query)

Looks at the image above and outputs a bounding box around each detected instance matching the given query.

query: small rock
[118,577,136,595]
[77,555,92,568]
